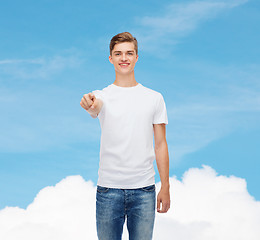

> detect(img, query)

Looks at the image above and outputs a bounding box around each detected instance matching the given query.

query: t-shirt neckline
[111,83,141,89]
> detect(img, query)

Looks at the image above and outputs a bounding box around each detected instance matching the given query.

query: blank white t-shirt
[92,83,168,189]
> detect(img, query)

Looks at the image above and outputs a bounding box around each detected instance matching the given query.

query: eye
[128,52,133,55]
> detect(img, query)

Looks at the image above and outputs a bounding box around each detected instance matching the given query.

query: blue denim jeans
[96,184,156,240]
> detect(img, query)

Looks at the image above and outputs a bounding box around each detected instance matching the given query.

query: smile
[119,63,130,66]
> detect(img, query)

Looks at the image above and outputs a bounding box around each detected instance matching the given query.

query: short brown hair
[109,32,138,56]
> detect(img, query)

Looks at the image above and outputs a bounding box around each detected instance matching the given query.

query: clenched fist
[80,92,103,118]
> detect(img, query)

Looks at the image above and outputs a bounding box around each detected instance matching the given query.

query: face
[109,42,138,75]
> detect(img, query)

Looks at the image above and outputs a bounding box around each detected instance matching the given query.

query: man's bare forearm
[155,141,170,189]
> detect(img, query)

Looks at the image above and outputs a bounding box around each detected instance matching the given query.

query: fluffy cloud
[0,176,97,240]
[154,165,260,240]
[0,165,259,240]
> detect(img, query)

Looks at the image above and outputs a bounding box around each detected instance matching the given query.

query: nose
[121,53,127,61]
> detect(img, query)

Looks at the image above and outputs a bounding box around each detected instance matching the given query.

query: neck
[113,71,138,87]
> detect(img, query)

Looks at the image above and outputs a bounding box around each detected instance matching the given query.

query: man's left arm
[153,123,171,213]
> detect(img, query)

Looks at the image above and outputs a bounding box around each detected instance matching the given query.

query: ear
[135,54,139,63]
[109,55,113,64]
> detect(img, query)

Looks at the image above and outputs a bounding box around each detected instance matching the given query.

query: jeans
[96,184,156,240]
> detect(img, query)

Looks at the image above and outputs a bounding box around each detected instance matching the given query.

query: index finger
[89,92,96,101]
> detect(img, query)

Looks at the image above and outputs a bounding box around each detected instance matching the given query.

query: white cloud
[168,93,260,162]
[133,0,249,54]
[0,165,259,240]
[166,62,260,162]
[0,51,83,80]
[0,59,44,65]
[139,0,248,31]
[154,165,260,240]
[0,176,97,240]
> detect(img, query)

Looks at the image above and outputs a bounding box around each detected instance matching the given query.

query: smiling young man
[80,32,170,240]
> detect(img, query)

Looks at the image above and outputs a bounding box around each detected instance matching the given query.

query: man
[80,32,170,240]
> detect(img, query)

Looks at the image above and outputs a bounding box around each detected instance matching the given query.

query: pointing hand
[80,92,102,117]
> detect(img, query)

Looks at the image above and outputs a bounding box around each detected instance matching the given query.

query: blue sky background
[0,0,259,209]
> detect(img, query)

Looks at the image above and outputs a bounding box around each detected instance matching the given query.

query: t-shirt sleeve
[92,90,104,101]
[92,89,105,119]
[153,93,168,125]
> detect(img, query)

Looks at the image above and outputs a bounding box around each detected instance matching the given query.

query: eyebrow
[113,50,135,53]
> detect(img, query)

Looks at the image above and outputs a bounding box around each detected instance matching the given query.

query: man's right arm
[88,98,103,118]
[80,92,103,118]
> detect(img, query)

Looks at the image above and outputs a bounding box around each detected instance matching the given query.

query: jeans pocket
[97,185,110,193]
[141,184,155,192]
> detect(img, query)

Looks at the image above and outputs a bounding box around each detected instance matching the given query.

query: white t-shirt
[92,82,168,189]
